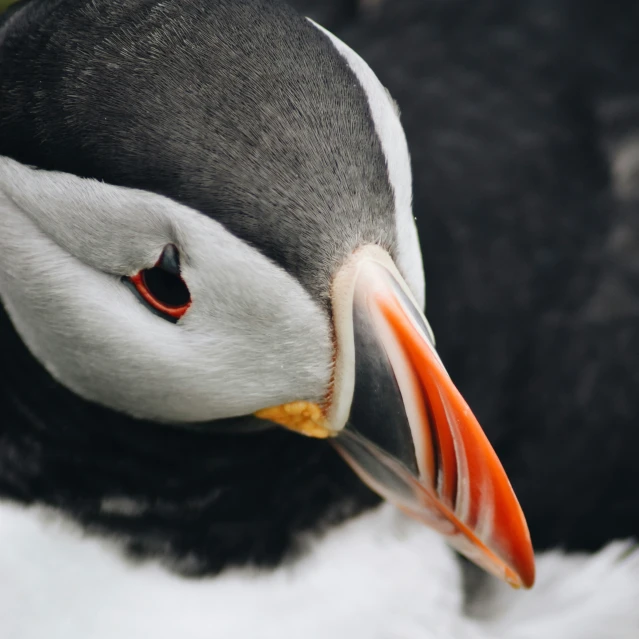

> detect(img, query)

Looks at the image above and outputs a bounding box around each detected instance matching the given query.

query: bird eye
[124,244,191,322]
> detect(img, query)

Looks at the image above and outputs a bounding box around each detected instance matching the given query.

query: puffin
[0,0,638,637]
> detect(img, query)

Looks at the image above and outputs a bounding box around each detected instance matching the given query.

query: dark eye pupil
[142,267,190,308]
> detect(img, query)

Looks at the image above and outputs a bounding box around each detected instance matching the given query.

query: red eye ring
[129,270,191,320]
[125,244,192,322]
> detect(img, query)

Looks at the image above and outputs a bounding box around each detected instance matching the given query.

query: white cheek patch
[0,159,177,275]
[309,19,426,311]
[0,156,333,423]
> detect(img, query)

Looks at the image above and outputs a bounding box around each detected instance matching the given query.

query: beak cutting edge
[256,245,535,589]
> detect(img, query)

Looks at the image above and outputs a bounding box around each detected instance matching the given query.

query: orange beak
[257,246,535,589]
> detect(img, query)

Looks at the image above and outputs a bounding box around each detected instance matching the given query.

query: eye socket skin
[124,244,191,322]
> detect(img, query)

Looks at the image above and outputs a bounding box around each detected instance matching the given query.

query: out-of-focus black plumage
[288,0,639,551]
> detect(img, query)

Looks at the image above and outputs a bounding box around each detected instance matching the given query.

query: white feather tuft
[1,500,637,638]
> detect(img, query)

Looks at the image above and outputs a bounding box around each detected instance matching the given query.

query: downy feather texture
[0,501,637,639]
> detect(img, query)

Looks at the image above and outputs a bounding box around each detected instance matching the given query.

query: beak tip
[508,564,535,590]
[501,526,535,588]
[516,549,536,590]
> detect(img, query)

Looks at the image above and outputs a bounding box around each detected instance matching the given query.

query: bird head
[0,0,534,587]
